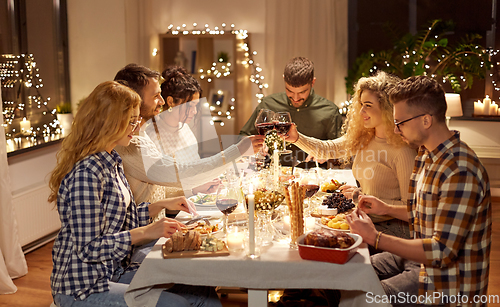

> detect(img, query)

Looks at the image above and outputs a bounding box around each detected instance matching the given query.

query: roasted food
[164,230,202,253]
[304,228,355,249]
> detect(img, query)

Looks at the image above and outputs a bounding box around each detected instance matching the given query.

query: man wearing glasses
[347,76,491,306]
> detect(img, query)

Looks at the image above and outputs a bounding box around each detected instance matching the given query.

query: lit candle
[248,184,255,255]
[305,217,316,232]
[226,228,244,251]
[283,215,291,231]
[273,143,279,188]
[6,139,14,152]
[20,117,31,134]
[474,100,483,116]
[490,101,498,116]
[483,96,491,115]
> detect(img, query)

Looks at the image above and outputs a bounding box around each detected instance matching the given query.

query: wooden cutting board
[162,244,230,259]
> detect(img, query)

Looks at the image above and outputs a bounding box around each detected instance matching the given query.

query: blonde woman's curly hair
[48,81,141,203]
[340,71,405,161]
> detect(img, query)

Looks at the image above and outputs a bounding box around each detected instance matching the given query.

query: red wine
[303,184,320,198]
[216,198,238,215]
[256,122,275,135]
[275,122,291,135]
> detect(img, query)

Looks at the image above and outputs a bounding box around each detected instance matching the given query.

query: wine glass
[254,109,276,136]
[254,109,276,165]
[299,169,320,216]
[274,111,292,154]
[215,180,244,236]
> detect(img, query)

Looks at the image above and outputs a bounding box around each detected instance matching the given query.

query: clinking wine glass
[300,169,320,216]
[215,180,244,236]
[275,111,292,154]
[254,109,276,162]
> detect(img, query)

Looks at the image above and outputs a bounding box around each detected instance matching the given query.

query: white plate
[188,194,217,207]
[316,218,350,232]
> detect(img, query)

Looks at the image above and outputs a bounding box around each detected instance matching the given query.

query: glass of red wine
[254,109,276,162]
[274,111,292,154]
[255,109,276,136]
[215,180,244,236]
[299,169,320,216]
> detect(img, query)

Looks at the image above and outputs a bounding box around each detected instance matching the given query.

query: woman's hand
[192,178,220,195]
[237,135,265,156]
[339,185,357,199]
[304,155,328,164]
[283,123,299,143]
[130,218,185,244]
[152,196,197,216]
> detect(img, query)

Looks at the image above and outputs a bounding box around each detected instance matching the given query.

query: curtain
[0,80,28,294]
[264,0,349,106]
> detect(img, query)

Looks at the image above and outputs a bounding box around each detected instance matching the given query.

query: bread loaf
[304,229,355,249]
[164,238,173,253]
[164,230,202,253]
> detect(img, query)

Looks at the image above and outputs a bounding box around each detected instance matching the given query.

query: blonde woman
[285,71,416,239]
[48,81,220,307]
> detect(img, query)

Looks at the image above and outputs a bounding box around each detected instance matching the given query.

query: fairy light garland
[1,53,61,145]
[163,23,269,126]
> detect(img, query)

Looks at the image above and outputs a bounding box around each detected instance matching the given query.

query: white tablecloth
[125,169,389,307]
[125,237,388,307]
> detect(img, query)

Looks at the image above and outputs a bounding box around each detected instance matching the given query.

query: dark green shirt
[239,89,343,163]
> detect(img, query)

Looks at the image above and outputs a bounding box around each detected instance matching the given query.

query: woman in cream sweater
[285,71,416,239]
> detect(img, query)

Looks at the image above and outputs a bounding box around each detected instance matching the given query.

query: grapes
[322,192,355,213]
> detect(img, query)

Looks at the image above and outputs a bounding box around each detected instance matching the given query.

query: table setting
[125,164,389,307]
[125,111,389,306]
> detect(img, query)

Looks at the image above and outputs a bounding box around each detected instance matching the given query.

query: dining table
[124,169,391,307]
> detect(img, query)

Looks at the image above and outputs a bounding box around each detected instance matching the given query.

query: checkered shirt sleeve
[407,131,492,303]
[50,150,150,300]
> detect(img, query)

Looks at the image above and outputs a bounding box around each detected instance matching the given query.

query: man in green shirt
[239,57,343,166]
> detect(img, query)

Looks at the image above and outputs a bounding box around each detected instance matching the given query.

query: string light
[1,53,61,146]
[165,23,270,126]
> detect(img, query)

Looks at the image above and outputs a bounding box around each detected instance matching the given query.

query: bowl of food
[296,229,362,264]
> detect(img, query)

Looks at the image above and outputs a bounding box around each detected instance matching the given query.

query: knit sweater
[295,133,417,223]
[116,130,241,206]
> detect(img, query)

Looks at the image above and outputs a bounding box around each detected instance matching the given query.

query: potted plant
[56,102,73,133]
[217,51,230,63]
[345,19,491,95]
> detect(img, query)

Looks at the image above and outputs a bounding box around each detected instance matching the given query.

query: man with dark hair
[347,75,491,306]
[114,63,164,122]
[114,64,261,210]
[239,57,342,166]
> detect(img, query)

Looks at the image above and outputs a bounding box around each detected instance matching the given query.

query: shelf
[7,137,63,158]
[452,116,500,122]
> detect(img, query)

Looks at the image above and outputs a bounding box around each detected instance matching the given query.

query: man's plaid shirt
[408,131,491,305]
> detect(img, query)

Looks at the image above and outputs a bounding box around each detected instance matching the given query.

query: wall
[8,143,61,248]
[67,0,127,110]
[449,120,500,196]
[67,0,266,114]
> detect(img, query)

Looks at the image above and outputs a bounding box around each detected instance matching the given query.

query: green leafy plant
[56,102,72,114]
[217,51,230,63]
[345,19,491,95]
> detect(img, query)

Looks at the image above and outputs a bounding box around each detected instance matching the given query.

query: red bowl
[296,232,362,264]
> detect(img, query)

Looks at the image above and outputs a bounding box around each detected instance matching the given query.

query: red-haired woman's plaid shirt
[407,131,491,305]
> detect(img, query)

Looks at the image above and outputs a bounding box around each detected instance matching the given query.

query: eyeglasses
[129,116,142,129]
[394,114,427,132]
